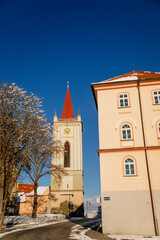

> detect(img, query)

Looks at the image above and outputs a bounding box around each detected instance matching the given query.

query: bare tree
[23,117,64,218]
[0,83,48,229]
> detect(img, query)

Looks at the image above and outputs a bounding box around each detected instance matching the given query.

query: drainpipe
[137,80,158,235]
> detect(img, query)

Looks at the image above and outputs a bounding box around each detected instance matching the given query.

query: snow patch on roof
[107,76,138,83]
[28,186,49,196]
[93,71,160,85]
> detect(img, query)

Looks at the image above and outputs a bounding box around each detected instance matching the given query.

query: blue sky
[0,0,160,198]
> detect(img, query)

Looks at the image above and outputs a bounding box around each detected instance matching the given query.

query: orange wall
[18,189,49,215]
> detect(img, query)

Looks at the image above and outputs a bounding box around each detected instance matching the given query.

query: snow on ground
[109,235,160,240]
[0,215,67,239]
[4,214,65,225]
[2,216,160,240]
[69,219,101,240]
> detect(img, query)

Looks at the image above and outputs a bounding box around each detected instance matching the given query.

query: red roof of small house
[60,86,75,121]
[18,184,35,194]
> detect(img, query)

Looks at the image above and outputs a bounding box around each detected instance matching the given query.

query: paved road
[1,221,74,240]
[0,219,109,240]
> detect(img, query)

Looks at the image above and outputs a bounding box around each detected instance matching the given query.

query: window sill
[118,106,131,109]
[120,139,134,141]
[123,174,138,177]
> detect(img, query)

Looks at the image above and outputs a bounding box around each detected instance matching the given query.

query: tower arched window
[121,124,132,140]
[124,158,136,176]
[64,141,70,167]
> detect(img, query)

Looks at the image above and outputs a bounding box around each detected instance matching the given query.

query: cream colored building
[50,84,84,216]
[91,71,160,235]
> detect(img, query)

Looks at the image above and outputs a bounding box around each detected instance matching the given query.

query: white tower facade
[50,85,84,216]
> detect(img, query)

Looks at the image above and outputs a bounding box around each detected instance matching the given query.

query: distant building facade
[91,71,160,235]
[50,84,84,216]
[17,185,49,215]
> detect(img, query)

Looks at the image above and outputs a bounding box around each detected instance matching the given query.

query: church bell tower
[50,83,84,216]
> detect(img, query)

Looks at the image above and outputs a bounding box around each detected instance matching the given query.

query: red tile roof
[18,184,35,194]
[102,71,160,83]
[60,87,75,121]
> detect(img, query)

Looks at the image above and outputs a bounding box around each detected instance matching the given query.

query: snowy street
[1,216,160,240]
[0,218,103,240]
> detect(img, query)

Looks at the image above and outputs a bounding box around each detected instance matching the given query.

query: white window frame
[153,90,160,104]
[121,124,132,140]
[124,158,136,176]
[119,94,129,107]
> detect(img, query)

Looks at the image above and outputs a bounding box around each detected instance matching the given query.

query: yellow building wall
[95,80,160,235]
[148,150,160,190]
[97,87,144,149]
[100,151,150,192]
[140,84,160,147]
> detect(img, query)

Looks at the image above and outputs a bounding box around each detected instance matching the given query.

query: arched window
[153,90,160,104]
[124,158,136,176]
[121,124,132,140]
[119,93,129,107]
[64,142,70,167]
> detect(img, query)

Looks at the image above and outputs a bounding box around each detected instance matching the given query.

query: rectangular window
[153,91,160,104]
[120,99,123,107]
[155,96,158,104]
[118,93,130,108]
[124,99,128,106]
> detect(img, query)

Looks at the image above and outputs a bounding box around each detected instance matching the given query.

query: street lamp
[68,194,74,218]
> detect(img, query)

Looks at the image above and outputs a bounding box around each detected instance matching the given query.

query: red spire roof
[60,86,75,121]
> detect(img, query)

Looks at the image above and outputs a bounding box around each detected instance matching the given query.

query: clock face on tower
[64,128,70,135]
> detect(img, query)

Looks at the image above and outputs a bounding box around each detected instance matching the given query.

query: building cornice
[97,146,160,155]
[53,121,82,126]
[91,79,160,110]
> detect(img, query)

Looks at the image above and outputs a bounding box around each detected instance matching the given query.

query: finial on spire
[54,109,58,122]
[67,81,69,88]
[77,109,81,121]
